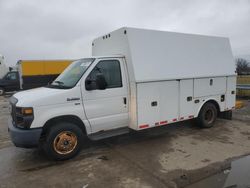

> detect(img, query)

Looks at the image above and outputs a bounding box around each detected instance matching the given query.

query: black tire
[42,122,84,160]
[0,87,4,96]
[196,102,218,128]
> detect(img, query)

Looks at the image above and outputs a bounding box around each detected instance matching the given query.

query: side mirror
[96,73,107,90]
[85,79,93,90]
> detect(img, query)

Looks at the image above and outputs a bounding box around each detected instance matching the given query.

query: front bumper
[8,119,42,148]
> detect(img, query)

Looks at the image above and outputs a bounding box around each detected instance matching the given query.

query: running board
[88,127,130,141]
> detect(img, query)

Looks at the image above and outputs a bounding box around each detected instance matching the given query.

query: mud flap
[219,110,232,120]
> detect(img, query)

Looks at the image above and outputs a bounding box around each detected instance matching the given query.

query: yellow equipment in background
[21,60,72,76]
[237,75,250,97]
[18,60,74,89]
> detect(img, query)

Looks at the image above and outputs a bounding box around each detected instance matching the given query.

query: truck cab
[0,71,20,95]
[8,57,129,160]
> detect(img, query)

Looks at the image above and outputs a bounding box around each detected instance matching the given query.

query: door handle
[187,96,192,101]
[123,97,127,105]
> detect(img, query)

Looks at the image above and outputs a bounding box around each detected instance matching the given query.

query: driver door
[81,58,129,133]
[4,72,19,91]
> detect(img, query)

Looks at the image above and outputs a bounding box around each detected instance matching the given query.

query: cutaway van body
[8,27,236,160]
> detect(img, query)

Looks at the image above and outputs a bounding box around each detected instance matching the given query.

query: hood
[0,78,5,84]
[13,86,81,107]
[0,78,9,86]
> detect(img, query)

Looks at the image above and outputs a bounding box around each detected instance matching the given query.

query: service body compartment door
[225,76,236,110]
[136,81,179,128]
[194,77,227,98]
[180,79,194,119]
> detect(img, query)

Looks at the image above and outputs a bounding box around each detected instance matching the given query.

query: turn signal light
[21,108,33,115]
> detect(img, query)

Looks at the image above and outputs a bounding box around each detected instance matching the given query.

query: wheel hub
[204,109,214,124]
[64,140,69,145]
[53,131,78,155]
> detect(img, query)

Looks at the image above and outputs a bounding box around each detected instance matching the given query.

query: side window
[6,72,17,80]
[86,60,122,90]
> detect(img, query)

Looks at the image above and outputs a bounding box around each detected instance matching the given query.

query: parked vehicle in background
[0,60,73,95]
[0,71,20,95]
[0,54,10,95]
[8,27,236,160]
[0,54,8,79]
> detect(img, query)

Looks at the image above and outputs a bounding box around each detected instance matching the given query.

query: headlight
[21,107,33,115]
[14,107,34,129]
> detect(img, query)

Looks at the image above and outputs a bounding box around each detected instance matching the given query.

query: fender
[42,115,89,135]
[31,103,92,134]
[195,97,221,117]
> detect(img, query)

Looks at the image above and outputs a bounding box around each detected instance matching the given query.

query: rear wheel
[42,122,84,160]
[197,102,218,128]
[0,87,4,96]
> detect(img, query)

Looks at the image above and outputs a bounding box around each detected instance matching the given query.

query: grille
[11,103,17,126]
[9,97,18,127]
[9,97,33,129]
[11,105,25,128]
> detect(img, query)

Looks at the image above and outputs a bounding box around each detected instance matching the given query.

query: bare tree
[236,58,250,75]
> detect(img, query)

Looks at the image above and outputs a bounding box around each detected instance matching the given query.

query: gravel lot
[0,95,250,188]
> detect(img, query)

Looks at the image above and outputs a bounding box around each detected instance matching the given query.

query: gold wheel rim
[53,131,78,155]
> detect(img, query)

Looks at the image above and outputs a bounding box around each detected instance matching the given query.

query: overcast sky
[1,0,250,66]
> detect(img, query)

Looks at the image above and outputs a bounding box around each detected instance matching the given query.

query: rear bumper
[8,119,42,148]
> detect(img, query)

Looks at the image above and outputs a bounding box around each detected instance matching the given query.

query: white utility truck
[0,54,8,79]
[8,27,236,160]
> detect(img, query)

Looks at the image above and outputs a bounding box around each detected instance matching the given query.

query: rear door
[81,58,129,133]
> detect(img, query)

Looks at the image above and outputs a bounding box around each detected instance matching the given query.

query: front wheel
[196,102,218,128]
[42,122,84,160]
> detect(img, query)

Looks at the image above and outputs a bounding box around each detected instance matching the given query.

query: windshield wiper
[46,83,71,89]
[54,81,65,85]
[46,80,69,89]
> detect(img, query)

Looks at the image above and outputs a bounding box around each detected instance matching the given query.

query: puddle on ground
[185,155,250,188]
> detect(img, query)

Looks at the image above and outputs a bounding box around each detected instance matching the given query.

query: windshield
[49,58,94,89]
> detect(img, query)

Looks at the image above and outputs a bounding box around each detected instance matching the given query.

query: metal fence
[237,84,250,90]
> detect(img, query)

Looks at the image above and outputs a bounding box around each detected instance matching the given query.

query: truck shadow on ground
[16,119,232,173]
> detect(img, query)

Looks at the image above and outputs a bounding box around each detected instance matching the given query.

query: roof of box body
[93,27,236,82]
